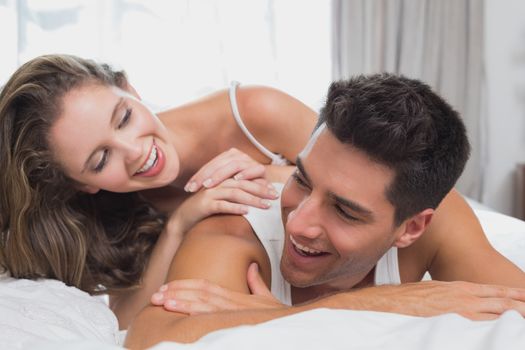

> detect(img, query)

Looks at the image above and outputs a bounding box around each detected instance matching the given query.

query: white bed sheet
[21,309,525,350]
[1,202,524,349]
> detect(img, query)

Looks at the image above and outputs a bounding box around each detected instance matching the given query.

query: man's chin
[280,265,315,288]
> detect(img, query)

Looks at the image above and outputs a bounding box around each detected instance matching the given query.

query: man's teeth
[136,145,158,174]
[290,235,323,256]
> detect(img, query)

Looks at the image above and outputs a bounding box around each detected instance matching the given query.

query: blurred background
[0,0,524,219]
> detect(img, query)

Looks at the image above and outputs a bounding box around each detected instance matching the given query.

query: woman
[0,54,318,328]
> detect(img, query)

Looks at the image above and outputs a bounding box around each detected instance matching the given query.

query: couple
[1,54,523,347]
[124,76,525,347]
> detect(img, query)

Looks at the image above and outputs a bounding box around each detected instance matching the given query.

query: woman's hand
[172,178,279,235]
[184,148,268,193]
[151,263,284,314]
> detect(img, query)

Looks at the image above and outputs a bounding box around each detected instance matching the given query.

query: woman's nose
[116,138,142,163]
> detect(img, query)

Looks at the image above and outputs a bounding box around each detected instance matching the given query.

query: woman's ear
[393,208,434,248]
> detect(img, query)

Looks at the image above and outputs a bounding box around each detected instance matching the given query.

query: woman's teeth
[136,145,158,174]
[290,235,324,256]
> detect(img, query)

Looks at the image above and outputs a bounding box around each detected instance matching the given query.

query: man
[125,74,525,348]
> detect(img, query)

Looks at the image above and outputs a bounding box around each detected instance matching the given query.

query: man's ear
[77,184,100,194]
[393,208,434,248]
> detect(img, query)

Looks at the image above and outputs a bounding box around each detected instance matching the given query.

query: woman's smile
[134,140,165,177]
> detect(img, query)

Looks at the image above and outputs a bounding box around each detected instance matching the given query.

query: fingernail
[261,200,271,208]
[159,284,167,292]
[267,184,276,190]
[269,189,279,198]
[203,179,212,188]
[241,205,249,214]
[234,173,244,180]
[185,182,197,192]
[167,300,177,308]
[152,293,164,302]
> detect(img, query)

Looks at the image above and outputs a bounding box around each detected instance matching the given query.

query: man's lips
[289,235,328,257]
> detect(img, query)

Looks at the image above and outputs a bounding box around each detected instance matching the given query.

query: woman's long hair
[0,54,165,294]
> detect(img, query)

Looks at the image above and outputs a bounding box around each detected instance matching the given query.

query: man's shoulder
[185,214,263,249]
[168,214,271,287]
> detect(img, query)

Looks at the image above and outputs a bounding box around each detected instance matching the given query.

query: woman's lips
[135,142,165,177]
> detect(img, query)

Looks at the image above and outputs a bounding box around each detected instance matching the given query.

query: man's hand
[151,263,283,315]
[153,273,525,320]
[339,281,525,320]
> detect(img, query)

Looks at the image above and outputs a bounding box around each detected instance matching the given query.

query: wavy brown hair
[0,54,165,294]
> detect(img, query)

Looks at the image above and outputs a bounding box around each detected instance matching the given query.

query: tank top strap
[229,81,289,166]
[374,247,401,285]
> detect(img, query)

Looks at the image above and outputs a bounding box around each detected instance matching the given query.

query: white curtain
[332,0,486,200]
[0,0,331,112]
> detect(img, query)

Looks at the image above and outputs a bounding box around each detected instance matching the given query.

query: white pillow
[474,209,525,271]
[0,276,120,349]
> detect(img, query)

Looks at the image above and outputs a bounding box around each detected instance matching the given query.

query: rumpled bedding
[0,276,121,349]
[1,204,525,349]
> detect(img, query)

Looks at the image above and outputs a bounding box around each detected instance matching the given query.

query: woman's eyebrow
[81,97,124,173]
[110,97,125,125]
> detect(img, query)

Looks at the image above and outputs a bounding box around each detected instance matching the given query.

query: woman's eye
[93,149,109,173]
[117,108,132,129]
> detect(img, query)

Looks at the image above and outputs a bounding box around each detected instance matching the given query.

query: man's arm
[127,277,525,347]
[126,211,525,348]
[415,189,525,287]
[125,214,272,349]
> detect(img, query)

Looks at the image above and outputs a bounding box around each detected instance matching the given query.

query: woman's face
[49,83,180,193]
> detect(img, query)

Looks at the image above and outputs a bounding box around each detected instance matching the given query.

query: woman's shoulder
[235,84,316,134]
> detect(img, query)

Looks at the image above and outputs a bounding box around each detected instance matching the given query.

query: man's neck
[290,267,376,305]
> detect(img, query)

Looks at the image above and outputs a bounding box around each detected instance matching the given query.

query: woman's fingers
[184,148,261,192]
[193,161,266,191]
[232,163,266,181]
[219,179,279,200]
[208,191,270,211]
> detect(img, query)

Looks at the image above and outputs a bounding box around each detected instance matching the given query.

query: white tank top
[228,81,289,166]
[243,183,401,306]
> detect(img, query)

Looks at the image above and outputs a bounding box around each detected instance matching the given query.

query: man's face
[280,126,406,291]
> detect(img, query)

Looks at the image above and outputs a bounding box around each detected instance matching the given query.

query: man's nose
[285,196,324,239]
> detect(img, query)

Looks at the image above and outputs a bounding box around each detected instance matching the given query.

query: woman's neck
[158,108,221,188]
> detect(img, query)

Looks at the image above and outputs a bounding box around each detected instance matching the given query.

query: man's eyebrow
[330,192,375,221]
[81,97,124,173]
[295,157,311,182]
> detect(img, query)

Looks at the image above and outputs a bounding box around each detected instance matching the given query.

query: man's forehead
[299,122,327,160]
[296,124,396,218]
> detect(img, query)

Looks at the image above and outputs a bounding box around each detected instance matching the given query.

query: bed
[1,199,525,350]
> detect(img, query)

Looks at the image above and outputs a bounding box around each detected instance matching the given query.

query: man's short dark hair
[316,73,470,225]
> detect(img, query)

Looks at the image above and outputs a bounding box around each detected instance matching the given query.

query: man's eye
[335,204,358,221]
[117,108,132,129]
[292,173,309,188]
[93,149,109,173]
